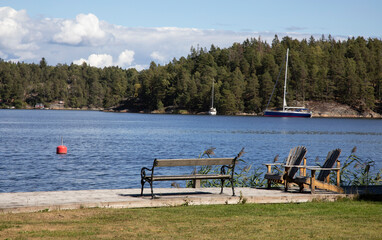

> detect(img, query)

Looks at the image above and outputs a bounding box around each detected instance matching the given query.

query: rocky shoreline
[6,101,382,119]
[304,101,382,119]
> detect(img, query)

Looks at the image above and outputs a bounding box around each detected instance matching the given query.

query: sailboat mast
[211,79,214,108]
[283,48,289,111]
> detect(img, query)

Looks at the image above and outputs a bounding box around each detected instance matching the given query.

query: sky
[1,0,381,70]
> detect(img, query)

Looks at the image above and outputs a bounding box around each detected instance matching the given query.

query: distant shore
[2,100,381,119]
[4,108,381,119]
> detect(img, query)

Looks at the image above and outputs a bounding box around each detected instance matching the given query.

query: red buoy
[56,145,67,154]
[56,137,67,154]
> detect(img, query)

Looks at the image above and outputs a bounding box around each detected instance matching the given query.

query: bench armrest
[141,167,154,178]
[221,164,234,174]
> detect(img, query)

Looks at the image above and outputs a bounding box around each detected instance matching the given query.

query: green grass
[0,199,381,239]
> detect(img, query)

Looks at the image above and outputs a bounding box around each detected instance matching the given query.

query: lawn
[0,199,381,239]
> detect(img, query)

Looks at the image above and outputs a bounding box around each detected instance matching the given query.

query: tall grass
[339,146,381,186]
[186,147,266,188]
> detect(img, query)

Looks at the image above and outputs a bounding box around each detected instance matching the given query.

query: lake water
[0,109,381,193]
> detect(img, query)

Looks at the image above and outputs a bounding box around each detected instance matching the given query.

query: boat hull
[264,110,311,118]
[208,108,217,115]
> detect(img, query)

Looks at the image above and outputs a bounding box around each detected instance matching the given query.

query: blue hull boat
[263,48,312,118]
[264,110,312,118]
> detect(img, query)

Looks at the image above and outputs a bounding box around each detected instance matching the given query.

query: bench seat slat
[146,174,231,181]
[155,158,235,167]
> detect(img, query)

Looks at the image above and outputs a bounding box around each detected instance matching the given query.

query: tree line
[1,35,381,114]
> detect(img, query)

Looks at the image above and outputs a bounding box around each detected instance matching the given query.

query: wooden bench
[140,157,238,198]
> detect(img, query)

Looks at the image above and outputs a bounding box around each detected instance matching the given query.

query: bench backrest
[153,158,236,168]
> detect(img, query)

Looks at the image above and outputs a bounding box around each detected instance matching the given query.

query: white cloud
[0,7,353,70]
[73,58,87,65]
[0,7,37,51]
[128,64,147,71]
[53,13,106,45]
[150,51,165,63]
[74,53,113,68]
[117,49,134,67]
[88,53,113,67]
[74,49,135,68]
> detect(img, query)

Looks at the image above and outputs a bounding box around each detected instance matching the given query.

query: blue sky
[1,0,381,69]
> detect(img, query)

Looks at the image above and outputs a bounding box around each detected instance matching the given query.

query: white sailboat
[264,48,312,118]
[208,79,217,115]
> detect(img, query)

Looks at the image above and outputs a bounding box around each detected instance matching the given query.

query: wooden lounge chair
[293,149,343,194]
[264,146,307,190]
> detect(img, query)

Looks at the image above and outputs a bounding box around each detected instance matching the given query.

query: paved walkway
[0,187,357,213]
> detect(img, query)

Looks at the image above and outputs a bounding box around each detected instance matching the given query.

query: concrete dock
[0,187,358,213]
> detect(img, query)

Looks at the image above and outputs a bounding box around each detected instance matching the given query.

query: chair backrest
[317,149,341,181]
[286,146,307,178]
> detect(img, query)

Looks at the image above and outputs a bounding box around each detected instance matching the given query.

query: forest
[0,35,381,115]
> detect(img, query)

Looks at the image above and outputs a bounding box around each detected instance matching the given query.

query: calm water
[0,109,381,192]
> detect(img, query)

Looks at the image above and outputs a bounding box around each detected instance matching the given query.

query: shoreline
[2,107,381,119]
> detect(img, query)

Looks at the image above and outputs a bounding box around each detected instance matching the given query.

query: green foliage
[1,36,382,113]
[186,148,266,188]
[340,147,382,186]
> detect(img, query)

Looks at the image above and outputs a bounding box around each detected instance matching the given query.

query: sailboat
[208,79,217,115]
[264,48,312,118]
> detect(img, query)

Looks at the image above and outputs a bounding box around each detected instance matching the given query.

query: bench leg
[150,181,154,199]
[220,179,225,194]
[231,179,235,196]
[192,179,200,188]
[140,179,145,196]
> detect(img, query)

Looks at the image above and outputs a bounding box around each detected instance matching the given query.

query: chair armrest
[283,165,307,168]
[263,163,283,166]
[263,163,283,174]
[307,167,340,171]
